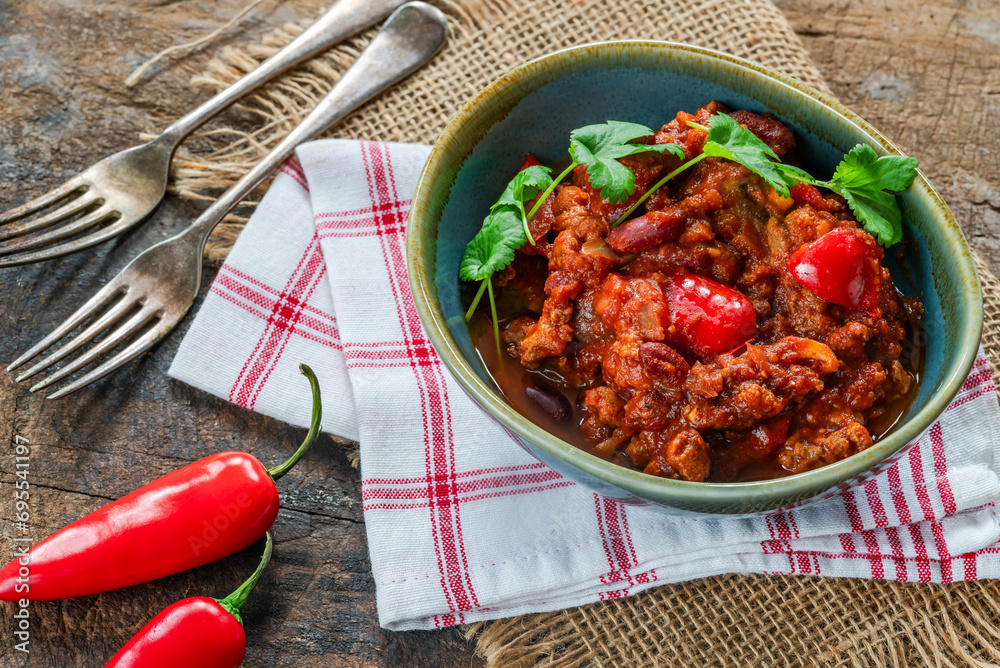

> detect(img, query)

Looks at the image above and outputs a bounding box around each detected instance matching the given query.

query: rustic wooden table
[0,0,997,665]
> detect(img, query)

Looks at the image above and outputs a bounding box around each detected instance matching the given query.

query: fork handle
[178,2,447,247]
[158,0,409,145]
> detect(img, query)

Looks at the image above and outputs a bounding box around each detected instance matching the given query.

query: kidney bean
[608,211,684,254]
[608,191,723,254]
[525,383,572,422]
[728,110,797,157]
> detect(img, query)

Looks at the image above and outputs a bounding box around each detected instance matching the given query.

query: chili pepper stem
[526,161,577,222]
[267,364,323,481]
[465,279,489,322]
[216,532,273,625]
[614,153,708,225]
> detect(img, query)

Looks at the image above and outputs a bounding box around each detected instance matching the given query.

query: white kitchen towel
[170,139,1000,631]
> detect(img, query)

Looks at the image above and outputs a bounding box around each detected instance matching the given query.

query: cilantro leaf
[831,144,919,193]
[569,121,684,203]
[492,164,553,212]
[492,164,553,243]
[459,208,524,282]
[701,113,793,196]
[831,184,903,246]
[820,145,918,246]
[696,116,917,245]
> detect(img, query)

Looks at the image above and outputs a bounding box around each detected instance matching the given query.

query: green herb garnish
[463,123,682,349]
[460,207,524,350]
[459,113,919,352]
[792,144,918,246]
[618,113,918,245]
[567,122,684,202]
[492,164,553,244]
[700,114,796,196]
[526,122,685,221]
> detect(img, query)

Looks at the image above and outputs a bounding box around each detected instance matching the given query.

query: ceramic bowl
[406,41,983,514]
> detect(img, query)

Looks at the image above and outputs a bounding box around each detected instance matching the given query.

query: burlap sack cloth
[163,0,1000,665]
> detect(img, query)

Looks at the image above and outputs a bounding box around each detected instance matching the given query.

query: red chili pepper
[104,533,273,668]
[787,227,882,313]
[666,273,757,360]
[519,154,541,171]
[0,365,321,602]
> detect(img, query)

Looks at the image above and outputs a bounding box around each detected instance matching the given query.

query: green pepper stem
[525,161,577,222]
[465,278,489,322]
[613,154,708,225]
[268,364,322,481]
[216,532,273,626]
[487,278,500,353]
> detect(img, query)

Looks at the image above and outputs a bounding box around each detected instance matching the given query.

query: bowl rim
[406,39,984,509]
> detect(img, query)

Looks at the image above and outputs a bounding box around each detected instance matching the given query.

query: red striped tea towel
[169,140,1000,631]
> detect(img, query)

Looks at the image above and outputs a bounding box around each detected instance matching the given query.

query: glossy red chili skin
[104,597,246,668]
[666,273,757,360]
[787,226,881,313]
[0,452,279,601]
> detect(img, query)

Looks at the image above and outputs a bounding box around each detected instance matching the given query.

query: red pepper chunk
[787,227,881,314]
[789,183,835,212]
[105,533,273,668]
[519,154,541,171]
[0,365,322,602]
[666,273,756,360]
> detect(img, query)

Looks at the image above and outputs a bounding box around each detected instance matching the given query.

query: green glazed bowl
[406,41,983,514]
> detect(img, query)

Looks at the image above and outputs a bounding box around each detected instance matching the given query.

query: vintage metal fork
[0,0,409,267]
[7,2,448,398]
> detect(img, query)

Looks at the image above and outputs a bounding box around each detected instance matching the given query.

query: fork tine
[0,178,88,226]
[39,312,165,399]
[0,214,139,268]
[7,282,127,373]
[0,206,116,256]
[29,307,159,393]
[15,294,141,382]
[0,193,100,243]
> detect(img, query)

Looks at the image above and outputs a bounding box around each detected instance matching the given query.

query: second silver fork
[0,0,408,267]
[8,2,449,398]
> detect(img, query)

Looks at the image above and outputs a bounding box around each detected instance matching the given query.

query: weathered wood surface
[0,0,997,666]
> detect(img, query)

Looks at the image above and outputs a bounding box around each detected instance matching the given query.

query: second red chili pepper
[105,532,274,668]
[0,364,321,602]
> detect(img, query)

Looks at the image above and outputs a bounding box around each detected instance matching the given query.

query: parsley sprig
[461,113,919,351]
[464,122,681,349]
[786,144,918,246]
[460,207,525,350]
[617,113,918,245]
[492,164,553,244]
[525,122,685,221]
